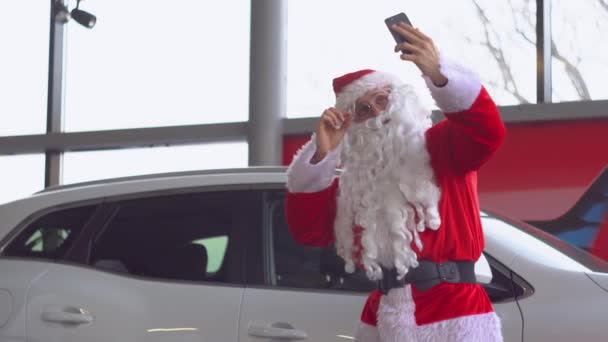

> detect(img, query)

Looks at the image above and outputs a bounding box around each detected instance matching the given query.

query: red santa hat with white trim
[333,69,404,112]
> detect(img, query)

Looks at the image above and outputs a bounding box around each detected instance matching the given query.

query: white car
[0,168,607,342]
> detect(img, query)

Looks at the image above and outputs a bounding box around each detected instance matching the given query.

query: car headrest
[154,243,208,281]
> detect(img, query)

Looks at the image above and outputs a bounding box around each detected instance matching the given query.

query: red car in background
[528,167,608,261]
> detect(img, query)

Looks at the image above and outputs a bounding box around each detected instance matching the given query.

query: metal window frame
[0,0,605,187]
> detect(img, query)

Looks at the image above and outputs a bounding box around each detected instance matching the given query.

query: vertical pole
[536,0,552,103]
[45,0,67,187]
[248,0,287,166]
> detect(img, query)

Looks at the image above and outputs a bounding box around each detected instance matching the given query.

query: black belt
[377,260,477,293]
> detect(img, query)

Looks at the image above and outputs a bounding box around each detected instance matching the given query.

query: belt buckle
[377,274,390,294]
[437,262,460,283]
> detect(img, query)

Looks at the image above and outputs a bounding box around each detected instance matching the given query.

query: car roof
[0,167,289,240]
[38,166,288,194]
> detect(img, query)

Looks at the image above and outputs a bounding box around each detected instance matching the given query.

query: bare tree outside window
[473,0,608,103]
[551,0,608,101]
[472,0,534,103]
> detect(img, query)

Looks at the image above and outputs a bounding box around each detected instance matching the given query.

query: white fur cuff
[286,134,340,193]
[424,55,482,114]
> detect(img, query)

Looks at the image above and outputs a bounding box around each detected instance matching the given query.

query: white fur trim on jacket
[375,286,503,342]
[424,55,482,114]
[355,322,380,342]
[286,134,340,193]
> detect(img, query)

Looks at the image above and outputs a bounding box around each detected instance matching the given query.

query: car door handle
[41,308,93,325]
[248,322,308,340]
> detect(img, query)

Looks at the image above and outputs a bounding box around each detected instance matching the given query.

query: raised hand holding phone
[387,17,447,87]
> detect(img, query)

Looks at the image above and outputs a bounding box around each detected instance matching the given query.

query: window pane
[64,0,250,131]
[287,0,536,118]
[0,2,49,136]
[62,142,248,184]
[90,192,245,283]
[270,194,375,292]
[3,205,97,261]
[0,155,45,204]
[552,1,608,102]
[193,236,229,273]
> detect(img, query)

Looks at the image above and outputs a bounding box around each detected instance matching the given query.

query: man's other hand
[312,108,352,164]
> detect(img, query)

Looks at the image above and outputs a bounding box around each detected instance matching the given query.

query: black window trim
[483,252,535,304]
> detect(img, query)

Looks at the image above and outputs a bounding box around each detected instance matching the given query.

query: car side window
[269,191,531,300]
[269,194,375,292]
[2,205,98,261]
[89,191,248,284]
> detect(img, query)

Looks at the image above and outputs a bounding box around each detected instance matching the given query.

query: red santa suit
[285,57,506,341]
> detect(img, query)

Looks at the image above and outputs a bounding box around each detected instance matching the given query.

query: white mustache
[364,111,391,130]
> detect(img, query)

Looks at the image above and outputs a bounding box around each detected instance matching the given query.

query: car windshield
[482,210,608,273]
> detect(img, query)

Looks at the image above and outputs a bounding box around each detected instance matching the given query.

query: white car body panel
[483,215,608,341]
[0,260,51,342]
[509,258,608,341]
[239,287,524,342]
[25,263,242,342]
[587,271,608,292]
[482,214,589,272]
[239,288,366,341]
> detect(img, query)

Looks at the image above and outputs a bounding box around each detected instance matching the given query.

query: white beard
[334,84,442,281]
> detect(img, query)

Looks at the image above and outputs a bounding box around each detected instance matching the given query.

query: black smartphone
[385,12,412,45]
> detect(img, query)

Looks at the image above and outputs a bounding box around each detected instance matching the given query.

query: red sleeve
[284,179,339,247]
[427,87,506,175]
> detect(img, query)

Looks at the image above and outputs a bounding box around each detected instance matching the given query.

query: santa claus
[285,23,506,341]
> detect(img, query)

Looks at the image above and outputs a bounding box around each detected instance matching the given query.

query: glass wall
[1,0,607,196]
[0,155,45,204]
[0,2,49,136]
[64,0,251,131]
[552,0,608,102]
[62,142,248,184]
[287,0,537,118]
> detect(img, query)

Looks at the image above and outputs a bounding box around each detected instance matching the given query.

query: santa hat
[333,69,403,112]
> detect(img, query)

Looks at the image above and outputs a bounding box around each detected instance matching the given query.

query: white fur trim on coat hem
[377,286,417,341]
[355,322,380,342]
[286,134,340,193]
[424,55,482,114]
[416,312,503,342]
[375,286,502,341]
